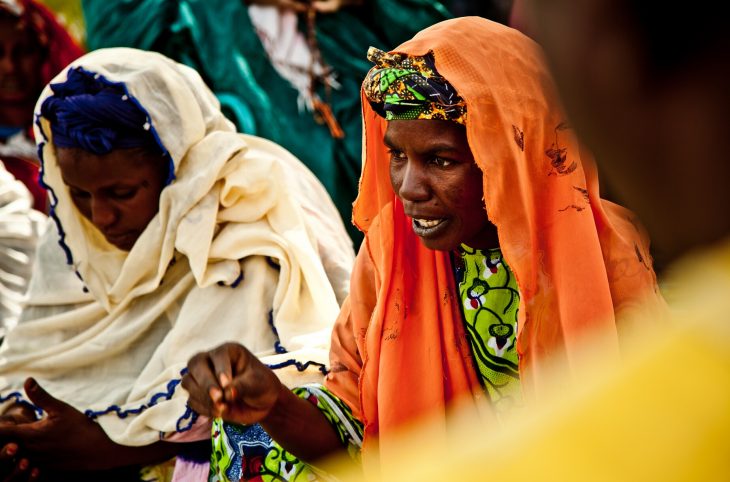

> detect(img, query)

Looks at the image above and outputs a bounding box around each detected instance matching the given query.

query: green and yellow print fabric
[455,245,522,414]
[210,384,363,482]
[363,47,467,124]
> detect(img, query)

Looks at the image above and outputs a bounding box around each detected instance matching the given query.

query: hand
[0,378,123,472]
[0,402,41,481]
[182,342,283,425]
[0,442,40,482]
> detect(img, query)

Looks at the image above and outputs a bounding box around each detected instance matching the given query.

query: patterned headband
[363,47,466,124]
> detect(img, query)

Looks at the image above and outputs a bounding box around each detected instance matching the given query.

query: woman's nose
[397,162,430,203]
[90,198,117,229]
[0,51,16,75]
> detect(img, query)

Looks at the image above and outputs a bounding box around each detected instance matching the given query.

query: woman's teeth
[414,218,444,228]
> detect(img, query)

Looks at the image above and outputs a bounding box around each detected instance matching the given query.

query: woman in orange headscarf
[183,17,666,480]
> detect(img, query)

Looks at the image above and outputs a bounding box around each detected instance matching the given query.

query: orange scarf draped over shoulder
[325,16,665,467]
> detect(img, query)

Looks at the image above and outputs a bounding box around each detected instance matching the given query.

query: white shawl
[0,162,45,331]
[0,48,354,446]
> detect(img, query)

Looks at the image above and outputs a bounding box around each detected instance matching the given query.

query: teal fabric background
[82,0,450,243]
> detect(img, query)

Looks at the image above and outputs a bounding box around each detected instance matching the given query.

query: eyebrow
[382,131,399,150]
[62,177,144,191]
[383,135,462,156]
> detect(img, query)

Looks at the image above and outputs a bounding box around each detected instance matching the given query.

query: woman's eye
[432,157,453,167]
[70,189,90,200]
[111,188,137,200]
[388,149,407,162]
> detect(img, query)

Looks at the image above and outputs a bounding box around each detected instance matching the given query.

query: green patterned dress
[210,245,521,480]
[454,245,522,414]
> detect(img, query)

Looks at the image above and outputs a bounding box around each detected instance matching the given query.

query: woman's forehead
[384,119,469,150]
[56,146,161,178]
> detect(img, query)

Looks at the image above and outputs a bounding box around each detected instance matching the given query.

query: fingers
[23,379,68,416]
[0,442,19,473]
[0,443,38,482]
[227,358,281,410]
[184,343,281,419]
[6,457,32,482]
[182,344,281,425]
[210,343,241,391]
[29,467,40,481]
[182,353,220,417]
[184,343,250,416]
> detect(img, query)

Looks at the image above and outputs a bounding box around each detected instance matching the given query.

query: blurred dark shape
[524,0,730,266]
[0,0,84,212]
[442,0,512,24]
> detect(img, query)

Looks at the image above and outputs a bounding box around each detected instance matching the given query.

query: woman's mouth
[104,231,137,251]
[411,217,450,238]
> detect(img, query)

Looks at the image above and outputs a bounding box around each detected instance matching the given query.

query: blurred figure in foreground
[337,0,730,480]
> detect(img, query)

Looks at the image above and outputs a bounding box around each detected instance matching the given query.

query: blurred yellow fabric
[328,239,730,481]
[38,0,85,45]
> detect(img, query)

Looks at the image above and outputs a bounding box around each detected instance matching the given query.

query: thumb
[24,377,69,415]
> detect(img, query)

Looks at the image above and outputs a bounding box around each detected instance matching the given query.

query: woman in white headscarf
[0,47,354,481]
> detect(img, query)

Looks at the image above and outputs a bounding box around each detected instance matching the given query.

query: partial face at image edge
[0,14,45,124]
[386,119,498,252]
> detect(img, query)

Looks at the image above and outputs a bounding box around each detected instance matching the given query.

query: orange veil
[325,17,665,467]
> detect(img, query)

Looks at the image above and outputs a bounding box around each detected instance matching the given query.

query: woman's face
[386,119,498,251]
[56,147,168,251]
[0,16,44,125]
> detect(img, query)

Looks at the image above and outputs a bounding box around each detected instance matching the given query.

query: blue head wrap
[40,68,163,156]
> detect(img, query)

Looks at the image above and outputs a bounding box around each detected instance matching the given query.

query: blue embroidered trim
[84,376,181,419]
[36,112,74,269]
[217,270,244,288]
[82,368,195,434]
[0,391,43,418]
[265,256,281,271]
[268,359,329,376]
[2,372,196,435]
[175,404,199,433]
[230,271,244,288]
[267,309,288,354]
[34,66,177,274]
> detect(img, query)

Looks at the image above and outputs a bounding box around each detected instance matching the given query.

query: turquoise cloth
[81,0,451,242]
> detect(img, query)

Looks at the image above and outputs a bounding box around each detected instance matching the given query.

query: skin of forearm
[260,385,344,462]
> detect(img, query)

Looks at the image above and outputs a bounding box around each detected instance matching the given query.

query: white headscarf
[0,48,354,446]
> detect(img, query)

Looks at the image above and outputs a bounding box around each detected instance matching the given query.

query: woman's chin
[105,232,138,252]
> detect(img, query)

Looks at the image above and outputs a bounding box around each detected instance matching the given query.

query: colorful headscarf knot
[363,47,466,124]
